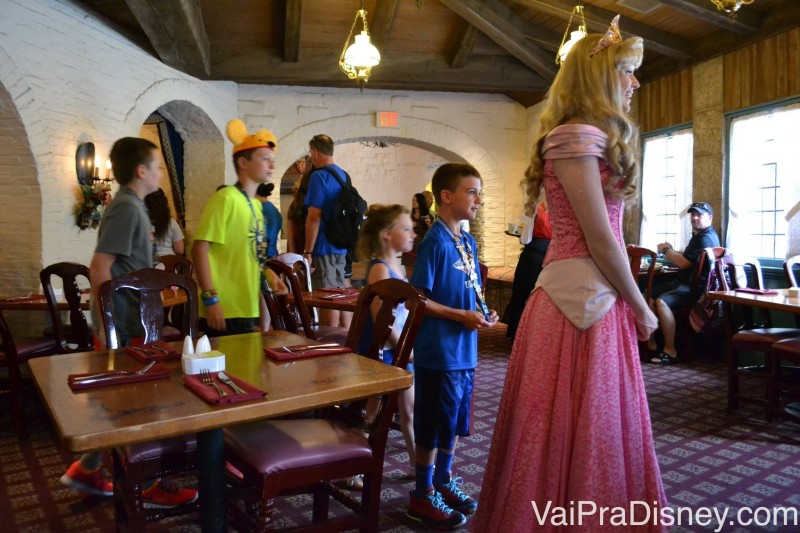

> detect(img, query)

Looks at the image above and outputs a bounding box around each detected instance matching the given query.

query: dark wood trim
[449,23,479,68]
[667,0,760,35]
[125,0,211,76]
[515,0,693,60]
[284,0,302,63]
[370,0,400,52]
[440,0,558,80]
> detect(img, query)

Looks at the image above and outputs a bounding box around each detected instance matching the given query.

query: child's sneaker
[141,479,198,509]
[59,461,113,497]
[406,489,467,530]
[435,475,478,514]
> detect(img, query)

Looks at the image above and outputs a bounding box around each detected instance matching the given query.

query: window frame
[638,122,694,251]
[724,95,800,270]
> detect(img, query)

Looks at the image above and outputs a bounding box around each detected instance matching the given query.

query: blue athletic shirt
[303,165,348,256]
[410,221,479,371]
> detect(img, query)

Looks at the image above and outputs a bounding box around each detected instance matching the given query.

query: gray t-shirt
[95,187,153,340]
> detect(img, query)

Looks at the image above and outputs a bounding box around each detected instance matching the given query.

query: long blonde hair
[526,33,644,212]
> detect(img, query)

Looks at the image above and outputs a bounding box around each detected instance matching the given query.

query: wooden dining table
[28,330,412,532]
[707,288,800,419]
[0,288,187,311]
[298,289,361,312]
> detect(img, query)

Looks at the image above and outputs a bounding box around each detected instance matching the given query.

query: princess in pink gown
[474,19,667,533]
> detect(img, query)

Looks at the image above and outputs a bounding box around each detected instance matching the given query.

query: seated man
[650,201,720,364]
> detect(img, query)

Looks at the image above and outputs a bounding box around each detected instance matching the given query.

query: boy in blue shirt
[407,163,499,529]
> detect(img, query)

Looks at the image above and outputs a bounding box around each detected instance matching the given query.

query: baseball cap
[688,202,713,216]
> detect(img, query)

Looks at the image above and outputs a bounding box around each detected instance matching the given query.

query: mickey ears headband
[226,119,278,155]
[589,15,623,57]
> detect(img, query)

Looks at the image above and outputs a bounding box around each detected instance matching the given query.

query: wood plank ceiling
[74,0,800,106]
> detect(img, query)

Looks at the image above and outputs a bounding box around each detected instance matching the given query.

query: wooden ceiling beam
[284,0,302,62]
[515,0,692,60]
[211,51,550,93]
[124,0,211,76]
[667,0,759,35]
[450,24,480,68]
[440,0,558,79]
[370,0,400,52]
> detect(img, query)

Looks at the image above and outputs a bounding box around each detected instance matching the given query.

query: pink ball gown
[473,125,667,532]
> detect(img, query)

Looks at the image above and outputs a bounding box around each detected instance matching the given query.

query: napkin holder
[181,349,226,375]
[788,287,800,299]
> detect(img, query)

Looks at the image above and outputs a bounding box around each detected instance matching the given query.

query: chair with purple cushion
[223,278,426,532]
[99,268,199,529]
[0,309,59,435]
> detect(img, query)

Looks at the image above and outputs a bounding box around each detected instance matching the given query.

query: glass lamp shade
[558,29,587,63]
[344,32,381,68]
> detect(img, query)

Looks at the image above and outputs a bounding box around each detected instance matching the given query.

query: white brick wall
[0,0,541,309]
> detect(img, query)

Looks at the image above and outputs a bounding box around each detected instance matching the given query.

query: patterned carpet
[1,325,799,532]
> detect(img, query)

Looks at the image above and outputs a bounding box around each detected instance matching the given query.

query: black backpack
[319,166,367,258]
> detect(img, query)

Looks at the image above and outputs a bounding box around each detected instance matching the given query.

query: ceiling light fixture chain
[339,0,381,92]
[710,0,754,18]
[556,2,588,65]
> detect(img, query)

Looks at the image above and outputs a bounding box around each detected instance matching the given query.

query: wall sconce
[75,142,95,185]
[339,1,381,91]
[556,3,588,66]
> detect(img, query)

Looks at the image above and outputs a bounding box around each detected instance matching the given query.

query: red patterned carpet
[2,325,799,532]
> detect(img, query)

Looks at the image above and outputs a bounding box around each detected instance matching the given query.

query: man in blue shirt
[303,134,350,326]
[650,201,721,364]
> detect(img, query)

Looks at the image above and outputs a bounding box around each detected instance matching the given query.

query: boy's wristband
[201,289,218,300]
[202,295,220,307]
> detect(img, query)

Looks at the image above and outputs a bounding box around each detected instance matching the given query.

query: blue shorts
[414,368,474,450]
[382,349,414,372]
[652,280,693,313]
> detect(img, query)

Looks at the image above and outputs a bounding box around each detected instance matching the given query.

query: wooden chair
[0,309,59,435]
[265,258,347,343]
[627,247,657,302]
[39,262,93,353]
[154,254,194,340]
[771,335,800,423]
[224,278,426,532]
[627,247,657,358]
[716,256,800,421]
[99,268,199,530]
[784,255,800,287]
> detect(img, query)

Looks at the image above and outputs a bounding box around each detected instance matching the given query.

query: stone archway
[276,115,505,265]
[0,49,42,296]
[122,81,232,241]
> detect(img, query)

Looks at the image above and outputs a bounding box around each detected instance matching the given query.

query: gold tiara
[589,15,623,57]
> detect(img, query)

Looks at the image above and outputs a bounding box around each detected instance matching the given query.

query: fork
[199,369,227,397]
[74,361,157,382]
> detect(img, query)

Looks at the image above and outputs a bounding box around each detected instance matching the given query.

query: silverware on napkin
[73,361,156,383]
[217,372,247,395]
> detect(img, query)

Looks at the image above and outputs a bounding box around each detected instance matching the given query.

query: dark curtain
[145,113,185,227]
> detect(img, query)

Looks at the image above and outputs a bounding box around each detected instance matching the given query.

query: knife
[283,343,340,352]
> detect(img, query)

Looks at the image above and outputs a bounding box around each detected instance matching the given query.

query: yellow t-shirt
[195,186,264,319]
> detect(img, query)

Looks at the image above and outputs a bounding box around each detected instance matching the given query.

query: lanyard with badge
[436,218,490,320]
[235,185,268,269]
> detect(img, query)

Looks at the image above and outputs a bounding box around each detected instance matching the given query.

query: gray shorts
[311,254,346,289]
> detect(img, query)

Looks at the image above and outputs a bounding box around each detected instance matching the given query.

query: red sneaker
[59,461,113,497]
[435,474,478,514]
[141,479,198,509]
[406,489,466,530]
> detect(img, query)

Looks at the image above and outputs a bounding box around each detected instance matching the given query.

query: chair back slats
[785,255,800,287]
[715,254,774,329]
[39,262,92,353]
[99,268,197,349]
[627,246,657,302]
[156,254,194,277]
[265,258,316,339]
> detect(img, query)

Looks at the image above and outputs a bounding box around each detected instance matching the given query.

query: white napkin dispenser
[181,350,226,375]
